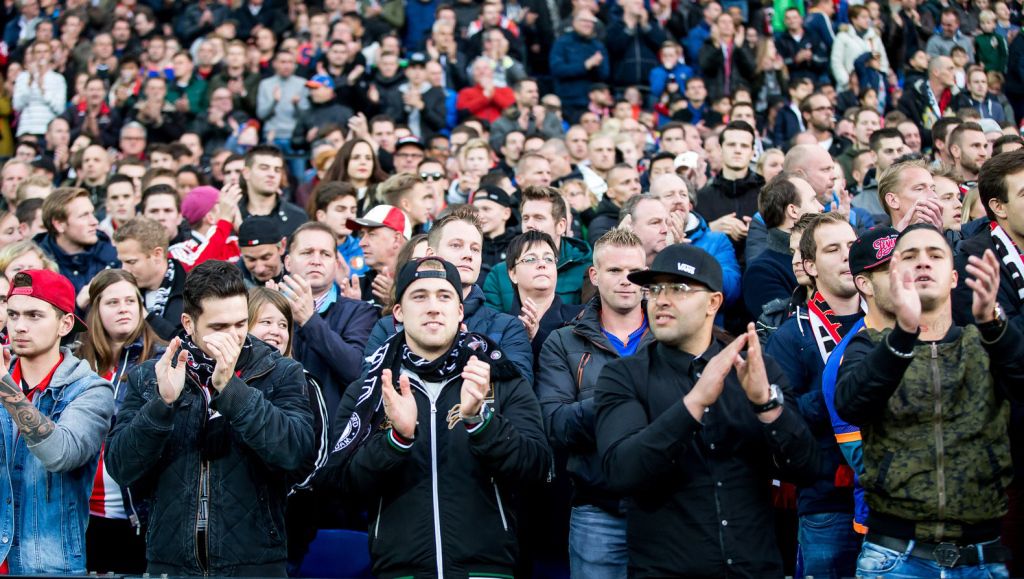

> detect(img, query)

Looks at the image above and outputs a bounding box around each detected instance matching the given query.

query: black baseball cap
[238,217,283,247]
[395,136,425,151]
[628,244,723,293]
[395,257,464,303]
[850,226,899,277]
[470,186,519,226]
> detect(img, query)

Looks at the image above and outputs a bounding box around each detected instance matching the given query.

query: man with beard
[594,244,819,576]
[765,212,863,579]
[800,93,850,159]
[835,224,1020,578]
[323,256,550,577]
[948,122,990,184]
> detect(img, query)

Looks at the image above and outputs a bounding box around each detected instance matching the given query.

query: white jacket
[12,71,66,136]
[830,25,889,91]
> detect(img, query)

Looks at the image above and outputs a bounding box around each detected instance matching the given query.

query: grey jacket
[256,75,310,139]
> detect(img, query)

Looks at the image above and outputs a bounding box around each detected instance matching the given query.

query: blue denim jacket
[0,350,114,574]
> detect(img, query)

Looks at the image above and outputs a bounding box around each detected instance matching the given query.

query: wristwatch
[461,404,490,425]
[750,384,784,414]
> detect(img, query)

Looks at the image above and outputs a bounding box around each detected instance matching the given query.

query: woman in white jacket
[830,5,889,91]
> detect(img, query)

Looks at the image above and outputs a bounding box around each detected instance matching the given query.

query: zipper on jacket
[429,400,444,578]
[374,496,383,539]
[930,343,947,535]
[195,459,210,576]
[126,487,141,536]
[492,479,508,532]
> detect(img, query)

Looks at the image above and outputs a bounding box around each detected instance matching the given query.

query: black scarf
[178,331,254,396]
[328,330,511,465]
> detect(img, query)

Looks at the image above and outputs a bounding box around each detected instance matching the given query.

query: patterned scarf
[807,292,849,363]
[146,260,176,319]
[990,222,1024,303]
[178,331,254,404]
[328,330,509,464]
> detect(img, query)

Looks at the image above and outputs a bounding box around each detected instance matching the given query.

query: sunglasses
[421,171,444,181]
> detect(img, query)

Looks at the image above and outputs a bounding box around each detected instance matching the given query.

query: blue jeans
[568,505,627,579]
[797,512,862,579]
[856,539,1010,579]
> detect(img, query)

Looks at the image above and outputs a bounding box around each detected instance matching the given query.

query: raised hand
[381,369,417,438]
[518,297,540,340]
[965,249,1002,323]
[203,333,242,392]
[733,323,771,406]
[371,267,394,305]
[895,197,944,232]
[667,212,688,244]
[889,252,922,333]
[280,274,316,325]
[683,332,748,420]
[157,337,189,404]
[460,356,491,417]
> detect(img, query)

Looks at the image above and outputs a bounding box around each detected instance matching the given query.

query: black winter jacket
[329,338,552,578]
[538,298,654,512]
[143,259,186,342]
[587,196,623,247]
[595,339,819,578]
[106,339,315,576]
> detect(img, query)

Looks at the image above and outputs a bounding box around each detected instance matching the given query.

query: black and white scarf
[807,292,848,363]
[990,222,1024,303]
[329,330,508,463]
[178,331,254,412]
[146,260,176,318]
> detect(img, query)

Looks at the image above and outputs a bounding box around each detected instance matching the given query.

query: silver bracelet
[884,334,915,359]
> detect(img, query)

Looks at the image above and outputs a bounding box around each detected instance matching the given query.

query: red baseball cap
[8,270,87,332]
[346,205,412,240]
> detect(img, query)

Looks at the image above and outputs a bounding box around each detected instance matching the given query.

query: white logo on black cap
[677,262,696,274]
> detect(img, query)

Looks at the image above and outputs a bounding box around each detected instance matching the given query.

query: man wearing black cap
[472,185,519,279]
[594,243,819,577]
[835,225,1022,578]
[392,137,427,175]
[323,257,550,578]
[0,269,114,574]
[237,216,286,288]
[764,211,862,579]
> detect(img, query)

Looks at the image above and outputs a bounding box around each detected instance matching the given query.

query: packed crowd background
[0,0,1023,576]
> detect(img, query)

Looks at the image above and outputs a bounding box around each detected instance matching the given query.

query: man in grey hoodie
[0,269,114,574]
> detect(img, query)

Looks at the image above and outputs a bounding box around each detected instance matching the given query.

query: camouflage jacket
[834,323,1024,542]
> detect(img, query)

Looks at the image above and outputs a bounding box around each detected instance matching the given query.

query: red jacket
[456,85,516,123]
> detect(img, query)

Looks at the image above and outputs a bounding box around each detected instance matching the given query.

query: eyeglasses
[643,283,710,298]
[516,255,556,266]
[421,171,444,181]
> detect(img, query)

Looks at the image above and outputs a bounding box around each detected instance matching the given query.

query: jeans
[856,539,1010,579]
[568,504,628,579]
[797,512,862,579]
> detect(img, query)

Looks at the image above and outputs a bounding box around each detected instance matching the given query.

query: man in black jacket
[113,216,186,341]
[538,228,653,577]
[696,121,764,262]
[325,257,551,578]
[106,260,315,577]
[594,244,819,577]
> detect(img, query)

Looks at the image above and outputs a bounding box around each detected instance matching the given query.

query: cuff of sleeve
[887,324,920,355]
[464,408,494,436]
[978,319,1009,344]
[387,429,415,452]
[141,396,177,428]
[212,375,253,417]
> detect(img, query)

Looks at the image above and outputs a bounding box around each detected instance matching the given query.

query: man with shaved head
[650,173,741,303]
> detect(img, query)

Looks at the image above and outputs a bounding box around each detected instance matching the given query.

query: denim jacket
[0,350,114,574]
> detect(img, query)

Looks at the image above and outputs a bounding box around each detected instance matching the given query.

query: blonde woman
[0,240,59,280]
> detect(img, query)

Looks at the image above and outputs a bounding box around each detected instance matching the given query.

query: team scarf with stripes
[807,292,849,363]
[990,222,1024,303]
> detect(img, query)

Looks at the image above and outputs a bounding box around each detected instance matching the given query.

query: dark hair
[993,134,1024,156]
[142,184,181,210]
[244,144,284,167]
[15,197,43,225]
[979,149,1024,221]
[183,260,248,319]
[222,153,244,171]
[931,117,962,145]
[718,120,756,146]
[176,164,206,186]
[869,128,904,153]
[759,173,801,229]
[323,138,388,186]
[799,212,850,269]
[307,180,358,219]
[106,173,135,189]
[505,230,559,276]
[520,186,567,225]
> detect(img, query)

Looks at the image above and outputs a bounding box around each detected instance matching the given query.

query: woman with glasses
[78,270,163,574]
[507,230,584,364]
[323,138,389,214]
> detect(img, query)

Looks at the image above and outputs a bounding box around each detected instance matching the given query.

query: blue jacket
[683,21,711,64]
[0,350,114,574]
[743,228,798,319]
[685,212,741,305]
[338,235,368,277]
[292,290,378,418]
[35,232,120,297]
[649,63,694,105]
[363,285,535,386]
[765,309,859,517]
[403,0,438,50]
[550,32,610,108]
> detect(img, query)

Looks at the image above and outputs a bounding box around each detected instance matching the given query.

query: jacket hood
[43,348,113,394]
[36,230,118,261]
[560,235,593,268]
